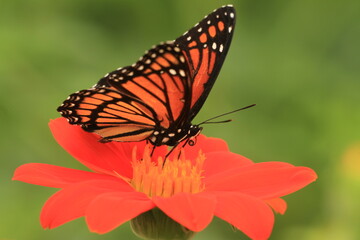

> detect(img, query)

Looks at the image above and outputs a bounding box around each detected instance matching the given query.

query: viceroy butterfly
[58,5,237,147]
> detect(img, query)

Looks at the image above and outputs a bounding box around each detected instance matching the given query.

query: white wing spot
[194,23,199,27]
[121,69,127,73]
[187,36,191,41]
[177,129,182,133]
[159,49,164,53]
[151,53,156,58]
[162,137,169,143]
[212,42,217,50]
[119,76,124,80]
[216,15,219,18]
[183,31,188,36]
[228,26,233,33]
[179,69,186,77]
[168,133,175,137]
[207,20,211,24]
[179,56,185,63]
[145,59,151,64]
[138,65,144,70]
[219,44,224,52]
[174,47,181,52]
[154,131,159,135]
[169,69,177,75]
[197,27,202,32]
[203,44,207,48]
[230,12,235,18]
[104,73,109,77]
[128,72,134,76]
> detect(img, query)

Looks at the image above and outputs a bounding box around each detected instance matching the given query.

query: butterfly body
[58,5,236,146]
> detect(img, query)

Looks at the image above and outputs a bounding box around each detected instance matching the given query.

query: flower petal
[49,118,152,178]
[86,192,154,233]
[266,198,287,215]
[184,134,229,160]
[203,152,253,178]
[206,162,317,199]
[13,163,116,188]
[214,192,274,240]
[152,193,216,232]
[41,180,132,229]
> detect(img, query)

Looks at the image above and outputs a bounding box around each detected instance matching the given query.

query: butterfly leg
[164,138,190,162]
[150,144,156,157]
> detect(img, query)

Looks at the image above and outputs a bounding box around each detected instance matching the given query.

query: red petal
[41,179,132,229]
[183,134,229,160]
[153,193,216,232]
[13,163,116,188]
[86,192,154,233]
[206,162,317,199]
[266,198,287,215]
[49,118,152,178]
[203,152,253,178]
[214,192,274,240]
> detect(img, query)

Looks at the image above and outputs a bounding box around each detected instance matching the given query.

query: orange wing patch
[218,21,224,31]
[208,26,216,37]
[200,33,207,43]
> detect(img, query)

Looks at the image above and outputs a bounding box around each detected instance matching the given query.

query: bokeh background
[1,0,359,239]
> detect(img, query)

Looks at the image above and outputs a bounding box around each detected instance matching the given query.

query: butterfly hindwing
[58,88,157,142]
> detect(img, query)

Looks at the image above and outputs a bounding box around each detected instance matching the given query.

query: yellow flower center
[130,145,205,197]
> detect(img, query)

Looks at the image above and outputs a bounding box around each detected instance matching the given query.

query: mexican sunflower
[13,118,317,240]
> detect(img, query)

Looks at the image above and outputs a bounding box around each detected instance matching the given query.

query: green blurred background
[1,0,359,239]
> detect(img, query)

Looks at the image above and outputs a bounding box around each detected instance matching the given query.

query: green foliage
[1,0,359,239]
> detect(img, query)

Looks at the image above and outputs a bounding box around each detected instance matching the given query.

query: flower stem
[131,208,195,240]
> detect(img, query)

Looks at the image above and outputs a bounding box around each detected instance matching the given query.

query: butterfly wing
[97,42,191,131]
[58,87,158,142]
[175,5,236,120]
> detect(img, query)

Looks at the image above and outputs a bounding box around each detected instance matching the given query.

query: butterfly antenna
[198,104,256,125]
[199,119,233,125]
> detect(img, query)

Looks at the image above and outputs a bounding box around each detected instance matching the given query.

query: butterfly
[58,5,236,147]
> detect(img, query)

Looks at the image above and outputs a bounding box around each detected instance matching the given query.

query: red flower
[13,118,317,240]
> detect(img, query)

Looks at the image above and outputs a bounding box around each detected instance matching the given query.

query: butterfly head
[187,125,203,146]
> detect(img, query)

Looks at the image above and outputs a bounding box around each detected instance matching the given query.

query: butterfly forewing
[97,43,191,129]
[175,5,236,120]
